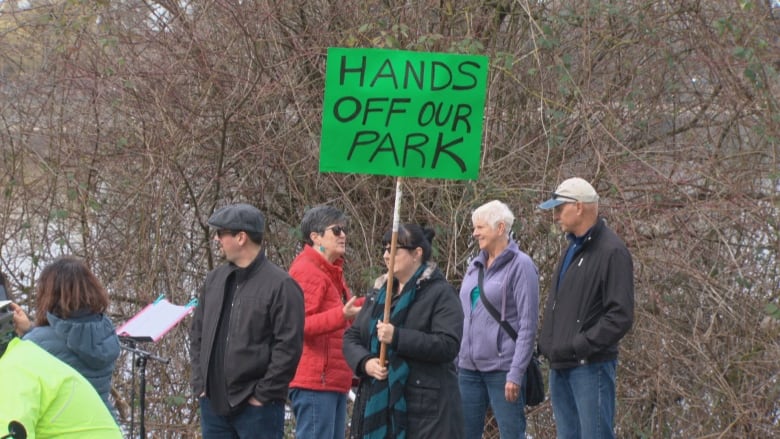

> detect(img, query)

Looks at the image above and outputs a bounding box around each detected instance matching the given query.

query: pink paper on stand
[116,298,195,342]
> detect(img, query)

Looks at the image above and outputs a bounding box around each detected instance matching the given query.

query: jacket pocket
[406,377,440,420]
[550,320,582,363]
[495,327,504,355]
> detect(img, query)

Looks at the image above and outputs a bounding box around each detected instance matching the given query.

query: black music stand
[116,296,196,438]
[120,337,169,439]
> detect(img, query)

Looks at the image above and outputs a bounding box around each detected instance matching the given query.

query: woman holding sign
[343,224,464,438]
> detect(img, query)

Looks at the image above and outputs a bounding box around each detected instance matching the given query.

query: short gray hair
[472,200,515,236]
[300,205,347,245]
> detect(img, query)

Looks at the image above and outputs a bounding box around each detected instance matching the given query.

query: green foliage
[765,303,780,321]
[51,209,69,219]
[449,37,485,54]
[164,395,187,407]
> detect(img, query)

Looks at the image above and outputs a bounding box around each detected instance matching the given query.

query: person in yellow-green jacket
[0,337,122,439]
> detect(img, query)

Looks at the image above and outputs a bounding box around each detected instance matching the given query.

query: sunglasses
[325,225,348,236]
[381,245,416,256]
[552,192,579,202]
[216,229,239,238]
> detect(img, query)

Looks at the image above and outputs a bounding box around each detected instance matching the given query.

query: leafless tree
[0,0,778,437]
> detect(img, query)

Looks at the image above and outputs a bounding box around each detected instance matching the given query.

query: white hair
[472,200,515,236]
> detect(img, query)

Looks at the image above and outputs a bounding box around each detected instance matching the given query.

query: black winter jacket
[190,252,304,406]
[343,263,465,439]
[538,218,634,369]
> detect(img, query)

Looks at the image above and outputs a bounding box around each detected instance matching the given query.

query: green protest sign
[320,48,488,180]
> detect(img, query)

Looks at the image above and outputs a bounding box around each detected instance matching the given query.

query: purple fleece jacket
[457,241,539,385]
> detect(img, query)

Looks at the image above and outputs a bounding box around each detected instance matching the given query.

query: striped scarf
[361,265,424,439]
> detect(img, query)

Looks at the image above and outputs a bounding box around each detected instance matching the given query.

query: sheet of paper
[116,299,194,342]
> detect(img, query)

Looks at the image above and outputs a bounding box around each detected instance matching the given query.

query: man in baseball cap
[537,177,634,439]
[191,203,304,439]
[537,177,600,210]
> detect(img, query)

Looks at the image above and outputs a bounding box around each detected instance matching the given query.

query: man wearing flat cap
[537,178,634,439]
[190,203,304,439]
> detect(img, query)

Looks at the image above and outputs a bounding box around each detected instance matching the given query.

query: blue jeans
[459,368,526,439]
[199,396,284,439]
[289,388,347,439]
[549,360,617,439]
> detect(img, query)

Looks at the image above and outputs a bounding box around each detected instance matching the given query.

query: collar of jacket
[298,244,348,294]
[372,261,438,291]
[300,244,344,273]
[230,250,266,283]
[566,217,606,248]
[472,240,520,273]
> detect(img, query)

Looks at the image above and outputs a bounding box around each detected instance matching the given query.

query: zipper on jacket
[322,341,330,386]
[467,304,476,367]
[225,282,241,368]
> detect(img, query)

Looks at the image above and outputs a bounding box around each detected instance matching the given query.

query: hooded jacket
[538,218,634,369]
[23,311,120,413]
[289,244,363,393]
[457,241,539,385]
[0,338,122,439]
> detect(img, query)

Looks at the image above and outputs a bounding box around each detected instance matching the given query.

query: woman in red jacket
[288,205,363,439]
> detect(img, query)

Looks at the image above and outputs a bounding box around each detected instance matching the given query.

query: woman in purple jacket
[458,200,540,439]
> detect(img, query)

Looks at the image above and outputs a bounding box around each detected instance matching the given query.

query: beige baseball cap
[538,177,599,210]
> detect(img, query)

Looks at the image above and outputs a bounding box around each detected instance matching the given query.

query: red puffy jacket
[288,245,363,392]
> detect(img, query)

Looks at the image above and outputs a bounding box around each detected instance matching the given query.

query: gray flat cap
[208,203,265,233]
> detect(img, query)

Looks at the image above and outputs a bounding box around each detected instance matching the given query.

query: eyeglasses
[552,192,579,202]
[216,229,239,238]
[325,225,348,236]
[381,245,416,256]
